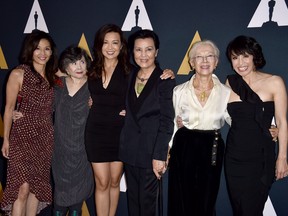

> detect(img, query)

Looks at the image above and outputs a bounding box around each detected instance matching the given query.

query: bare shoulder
[258,71,282,83]
[6,68,24,92]
[265,73,284,85]
[262,73,286,94]
[10,68,24,78]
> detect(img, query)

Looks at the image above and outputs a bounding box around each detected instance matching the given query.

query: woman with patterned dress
[224,35,288,216]
[1,30,58,215]
[52,46,94,216]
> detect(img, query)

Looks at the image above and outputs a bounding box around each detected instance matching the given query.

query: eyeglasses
[193,55,216,63]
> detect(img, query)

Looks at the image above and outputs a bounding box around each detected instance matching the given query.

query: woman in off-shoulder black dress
[224,35,288,216]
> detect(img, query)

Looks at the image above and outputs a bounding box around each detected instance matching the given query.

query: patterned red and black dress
[1,64,54,215]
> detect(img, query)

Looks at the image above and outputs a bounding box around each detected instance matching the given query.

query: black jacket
[119,66,175,169]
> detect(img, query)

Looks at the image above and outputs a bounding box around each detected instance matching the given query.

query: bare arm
[1,69,23,158]
[273,76,288,180]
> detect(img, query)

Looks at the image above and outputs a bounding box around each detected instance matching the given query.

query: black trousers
[168,128,224,216]
[124,164,159,216]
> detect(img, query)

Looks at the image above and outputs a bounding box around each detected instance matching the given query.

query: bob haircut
[188,40,220,60]
[226,35,266,69]
[59,46,91,75]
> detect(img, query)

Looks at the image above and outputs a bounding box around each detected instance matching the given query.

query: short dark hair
[226,35,266,69]
[128,29,160,66]
[59,46,91,75]
[128,29,160,52]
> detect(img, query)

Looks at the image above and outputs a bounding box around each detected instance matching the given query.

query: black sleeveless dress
[85,65,128,162]
[224,74,276,216]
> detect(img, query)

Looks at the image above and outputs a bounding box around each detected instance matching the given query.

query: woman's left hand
[152,159,166,179]
[12,110,23,122]
[275,158,288,180]
[160,69,175,80]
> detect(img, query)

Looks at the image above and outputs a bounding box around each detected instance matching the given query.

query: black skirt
[168,127,224,216]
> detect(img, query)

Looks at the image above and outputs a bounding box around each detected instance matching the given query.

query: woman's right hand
[119,110,126,116]
[176,115,184,128]
[88,97,93,108]
[12,111,23,122]
[1,140,9,159]
[269,125,279,142]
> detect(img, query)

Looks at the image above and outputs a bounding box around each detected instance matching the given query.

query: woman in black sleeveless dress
[85,24,131,216]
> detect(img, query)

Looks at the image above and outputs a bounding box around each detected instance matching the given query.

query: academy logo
[120,173,127,192]
[78,33,92,60]
[248,0,288,28]
[24,0,49,33]
[177,31,201,75]
[122,0,153,31]
[263,197,277,216]
[0,46,8,70]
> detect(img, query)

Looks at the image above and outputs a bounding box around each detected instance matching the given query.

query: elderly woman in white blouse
[167,40,231,216]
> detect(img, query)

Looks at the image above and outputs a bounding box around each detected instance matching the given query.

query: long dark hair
[20,30,58,87]
[90,24,131,79]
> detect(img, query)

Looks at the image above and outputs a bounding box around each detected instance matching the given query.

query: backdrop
[0,0,288,215]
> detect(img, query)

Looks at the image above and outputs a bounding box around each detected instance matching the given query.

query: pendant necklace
[199,91,207,102]
[137,75,149,83]
[193,80,214,102]
[136,75,149,95]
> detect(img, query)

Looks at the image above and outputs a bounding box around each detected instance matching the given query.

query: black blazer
[119,66,175,169]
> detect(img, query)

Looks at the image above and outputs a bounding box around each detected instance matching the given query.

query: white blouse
[169,74,231,147]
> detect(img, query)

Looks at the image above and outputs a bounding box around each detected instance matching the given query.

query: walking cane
[158,172,163,216]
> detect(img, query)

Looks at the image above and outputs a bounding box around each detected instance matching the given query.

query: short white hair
[188,40,220,59]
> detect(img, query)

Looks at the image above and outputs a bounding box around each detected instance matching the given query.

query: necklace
[136,71,151,95]
[136,75,149,82]
[193,79,214,102]
[195,87,214,102]
[199,91,207,102]
[136,74,149,95]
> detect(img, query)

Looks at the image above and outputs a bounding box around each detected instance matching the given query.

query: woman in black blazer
[119,29,175,216]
